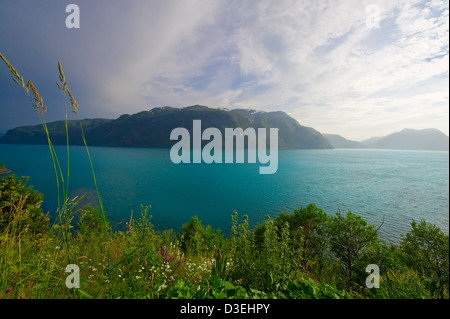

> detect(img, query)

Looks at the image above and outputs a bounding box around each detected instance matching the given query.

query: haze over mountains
[324,128,449,151]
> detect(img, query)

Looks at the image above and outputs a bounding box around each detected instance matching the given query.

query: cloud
[0,0,448,139]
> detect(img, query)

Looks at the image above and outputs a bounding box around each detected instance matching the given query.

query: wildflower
[6,288,11,294]
[136,276,141,279]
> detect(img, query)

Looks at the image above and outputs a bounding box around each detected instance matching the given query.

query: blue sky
[0,0,448,140]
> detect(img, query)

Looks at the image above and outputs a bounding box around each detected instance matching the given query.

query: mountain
[324,129,449,151]
[0,105,333,149]
[323,134,363,148]
[0,118,112,145]
[361,128,449,151]
[361,136,382,145]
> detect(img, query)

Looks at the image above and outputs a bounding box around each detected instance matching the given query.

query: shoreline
[0,163,11,175]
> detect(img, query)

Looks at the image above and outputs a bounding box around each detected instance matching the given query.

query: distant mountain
[0,118,112,145]
[324,129,449,151]
[361,136,382,145]
[361,128,449,151]
[323,134,363,148]
[0,105,333,149]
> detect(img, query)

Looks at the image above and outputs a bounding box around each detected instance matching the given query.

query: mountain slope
[0,105,333,149]
[323,134,363,148]
[361,128,449,151]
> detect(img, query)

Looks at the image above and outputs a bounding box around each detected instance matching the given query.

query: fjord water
[0,144,448,243]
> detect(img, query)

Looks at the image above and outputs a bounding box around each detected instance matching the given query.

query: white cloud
[32,0,447,140]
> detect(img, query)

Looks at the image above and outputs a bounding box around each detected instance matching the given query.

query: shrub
[179,216,223,255]
[326,211,379,286]
[230,214,298,291]
[0,174,49,236]
[399,219,449,298]
[374,267,438,299]
[273,204,328,271]
[76,204,110,240]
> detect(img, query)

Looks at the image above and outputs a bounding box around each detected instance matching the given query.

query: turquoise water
[0,144,448,243]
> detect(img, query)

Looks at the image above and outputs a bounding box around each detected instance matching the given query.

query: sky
[0,0,448,141]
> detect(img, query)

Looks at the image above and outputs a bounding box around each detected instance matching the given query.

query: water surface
[0,144,448,243]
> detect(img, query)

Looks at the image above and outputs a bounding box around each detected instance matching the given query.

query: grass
[0,196,352,299]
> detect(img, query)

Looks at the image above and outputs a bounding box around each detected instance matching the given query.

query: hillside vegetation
[0,105,332,149]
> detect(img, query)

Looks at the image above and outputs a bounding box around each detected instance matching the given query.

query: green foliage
[151,275,351,299]
[399,219,449,297]
[153,275,249,299]
[230,214,299,291]
[130,205,155,245]
[179,216,223,255]
[280,277,352,299]
[374,267,440,299]
[326,211,379,286]
[0,174,49,236]
[273,203,328,271]
[76,204,110,240]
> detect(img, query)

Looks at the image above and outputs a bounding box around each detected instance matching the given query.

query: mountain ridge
[325,128,449,151]
[0,105,333,149]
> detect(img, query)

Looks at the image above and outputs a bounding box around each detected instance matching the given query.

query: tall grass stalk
[0,53,105,262]
[1,52,109,298]
[74,104,105,221]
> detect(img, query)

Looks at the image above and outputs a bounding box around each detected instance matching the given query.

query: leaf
[78,289,94,299]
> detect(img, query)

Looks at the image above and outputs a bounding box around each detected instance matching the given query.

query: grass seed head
[58,61,65,83]
[26,79,46,114]
[0,52,25,88]
[67,89,79,113]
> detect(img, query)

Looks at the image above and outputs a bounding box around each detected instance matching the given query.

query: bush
[0,174,49,236]
[179,216,223,255]
[229,214,296,291]
[374,267,439,299]
[399,219,449,297]
[273,204,329,271]
[76,204,110,240]
[326,211,378,286]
